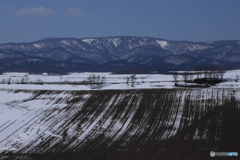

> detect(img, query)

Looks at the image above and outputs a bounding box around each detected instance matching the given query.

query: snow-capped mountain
[0,36,240,73]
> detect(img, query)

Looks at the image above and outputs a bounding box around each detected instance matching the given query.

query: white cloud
[67,8,84,17]
[16,6,53,16]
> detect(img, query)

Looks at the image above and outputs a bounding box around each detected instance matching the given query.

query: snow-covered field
[0,88,239,158]
[0,69,240,91]
[0,70,240,159]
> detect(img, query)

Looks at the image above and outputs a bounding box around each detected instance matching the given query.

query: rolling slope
[0,88,240,159]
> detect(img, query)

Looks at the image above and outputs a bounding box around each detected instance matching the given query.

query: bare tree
[36,78,43,84]
[173,74,179,83]
[182,72,189,84]
[87,74,96,88]
[130,74,137,87]
[21,77,25,84]
[196,71,202,79]
[1,78,6,84]
[100,76,107,87]
[20,74,30,84]
[24,74,29,82]
[213,71,219,79]
[6,77,12,85]
[86,74,107,88]
[204,71,208,79]
[219,70,226,79]
[189,74,194,82]
[96,75,101,85]
[235,75,240,82]
[11,79,15,84]
[209,71,213,79]
[126,77,130,86]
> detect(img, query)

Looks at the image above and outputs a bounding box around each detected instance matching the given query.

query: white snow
[156,40,168,49]
[187,44,210,51]
[3,72,28,76]
[109,38,120,47]
[0,90,32,103]
[61,40,70,46]
[0,90,77,152]
[0,69,240,152]
[33,44,42,49]
[82,39,94,44]
[0,69,240,91]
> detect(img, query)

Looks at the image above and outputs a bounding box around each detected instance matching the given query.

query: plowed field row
[0,88,239,160]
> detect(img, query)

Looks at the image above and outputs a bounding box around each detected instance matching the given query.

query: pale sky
[1,0,240,43]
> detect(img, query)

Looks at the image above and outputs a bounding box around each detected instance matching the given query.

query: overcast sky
[1,0,240,43]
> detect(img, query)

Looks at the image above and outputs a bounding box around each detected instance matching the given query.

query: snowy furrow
[0,88,240,158]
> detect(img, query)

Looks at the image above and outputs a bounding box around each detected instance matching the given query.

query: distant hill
[1,36,240,73]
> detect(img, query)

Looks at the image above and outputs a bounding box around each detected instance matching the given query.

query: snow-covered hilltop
[1,36,240,73]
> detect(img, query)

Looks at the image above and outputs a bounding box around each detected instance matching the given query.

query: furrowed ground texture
[0,89,240,160]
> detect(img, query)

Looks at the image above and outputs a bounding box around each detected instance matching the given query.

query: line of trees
[173,70,226,84]
[126,74,137,87]
[0,74,39,84]
[86,74,107,89]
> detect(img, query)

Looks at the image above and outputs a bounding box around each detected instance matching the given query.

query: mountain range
[1,36,240,73]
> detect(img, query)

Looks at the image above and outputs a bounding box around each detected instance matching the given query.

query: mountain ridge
[1,36,240,73]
